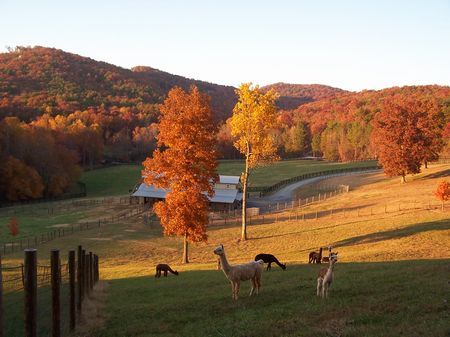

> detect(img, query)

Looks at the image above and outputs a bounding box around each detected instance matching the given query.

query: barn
[130,175,242,211]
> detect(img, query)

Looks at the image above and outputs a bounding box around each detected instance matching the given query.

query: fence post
[78,246,86,304]
[68,250,76,331]
[89,252,93,291]
[24,249,37,337]
[51,249,61,337]
[84,254,90,296]
[0,254,3,337]
[94,255,99,283]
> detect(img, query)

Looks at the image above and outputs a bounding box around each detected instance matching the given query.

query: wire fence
[1,204,147,256]
[1,246,100,337]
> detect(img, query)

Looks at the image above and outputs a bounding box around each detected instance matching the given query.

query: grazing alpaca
[214,244,264,300]
[254,253,286,271]
[308,247,323,264]
[316,254,338,299]
[155,264,179,277]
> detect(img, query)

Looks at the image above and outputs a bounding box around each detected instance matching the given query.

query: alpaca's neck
[219,252,232,275]
[326,262,335,277]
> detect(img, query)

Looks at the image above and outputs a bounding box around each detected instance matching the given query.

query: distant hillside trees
[142,86,218,264]
[372,95,445,183]
[230,83,279,241]
[0,117,81,201]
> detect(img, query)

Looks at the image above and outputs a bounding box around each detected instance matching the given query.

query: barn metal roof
[218,175,240,185]
[132,175,242,204]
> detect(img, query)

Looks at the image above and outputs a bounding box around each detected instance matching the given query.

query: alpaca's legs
[317,278,322,297]
[164,270,167,277]
[267,262,272,271]
[235,281,240,300]
[231,282,235,300]
[249,278,256,296]
[256,278,261,294]
[323,283,328,298]
[321,282,328,298]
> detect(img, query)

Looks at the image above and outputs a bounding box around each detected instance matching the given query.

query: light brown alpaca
[316,253,338,299]
[213,244,264,300]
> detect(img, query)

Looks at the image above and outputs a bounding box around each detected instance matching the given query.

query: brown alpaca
[308,247,323,264]
[316,254,337,298]
[155,264,179,277]
[214,244,264,300]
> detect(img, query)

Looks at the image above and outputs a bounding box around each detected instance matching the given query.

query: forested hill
[261,83,349,110]
[0,47,353,122]
[0,46,236,122]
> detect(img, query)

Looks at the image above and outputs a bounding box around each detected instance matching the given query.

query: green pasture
[93,260,448,337]
[0,206,86,242]
[80,160,377,197]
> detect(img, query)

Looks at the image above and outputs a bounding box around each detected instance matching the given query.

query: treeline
[275,85,450,161]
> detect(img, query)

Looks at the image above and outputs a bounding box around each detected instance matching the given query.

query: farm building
[131,175,242,211]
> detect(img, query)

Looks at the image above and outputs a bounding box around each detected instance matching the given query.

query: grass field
[2,164,449,337]
[80,160,377,197]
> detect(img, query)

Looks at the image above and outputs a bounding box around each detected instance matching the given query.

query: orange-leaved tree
[229,83,279,241]
[372,94,444,183]
[7,216,19,236]
[435,180,450,211]
[142,86,218,263]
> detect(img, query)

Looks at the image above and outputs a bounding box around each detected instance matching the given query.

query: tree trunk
[400,174,406,184]
[182,232,189,264]
[241,145,250,241]
[424,160,428,169]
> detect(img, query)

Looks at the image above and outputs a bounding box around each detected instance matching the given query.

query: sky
[1,0,449,91]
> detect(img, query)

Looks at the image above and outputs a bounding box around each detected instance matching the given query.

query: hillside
[0,46,236,122]
[0,47,354,123]
[261,82,349,110]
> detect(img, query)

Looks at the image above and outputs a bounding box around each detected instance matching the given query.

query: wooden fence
[1,204,147,256]
[0,245,99,337]
[247,164,380,195]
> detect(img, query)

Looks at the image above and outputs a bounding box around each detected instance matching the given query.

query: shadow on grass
[94,259,449,337]
[423,169,450,179]
[332,218,450,248]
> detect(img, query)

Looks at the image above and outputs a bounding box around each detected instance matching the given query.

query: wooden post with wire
[68,250,76,331]
[51,249,61,337]
[24,249,37,337]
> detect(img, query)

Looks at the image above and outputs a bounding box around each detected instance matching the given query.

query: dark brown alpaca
[254,253,286,271]
[155,264,179,277]
[308,247,323,264]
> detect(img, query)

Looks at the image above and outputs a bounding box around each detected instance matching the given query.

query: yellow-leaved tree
[229,83,279,241]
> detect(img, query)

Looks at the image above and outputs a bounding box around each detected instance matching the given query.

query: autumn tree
[435,180,450,211]
[229,83,279,241]
[284,121,310,156]
[7,216,19,236]
[142,86,218,263]
[372,95,444,183]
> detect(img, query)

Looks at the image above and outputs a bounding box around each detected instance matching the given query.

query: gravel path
[248,169,381,208]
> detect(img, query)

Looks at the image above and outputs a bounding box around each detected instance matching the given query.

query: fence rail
[0,245,100,337]
[247,165,380,196]
[1,204,147,256]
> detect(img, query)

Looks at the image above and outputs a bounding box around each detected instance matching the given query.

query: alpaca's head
[281,263,287,270]
[330,253,338,264]
[174,270,179,276]
[213,244,224,256]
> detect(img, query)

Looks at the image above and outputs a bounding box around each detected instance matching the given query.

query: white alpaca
[316,253,338,299]
[213,244,264,300]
